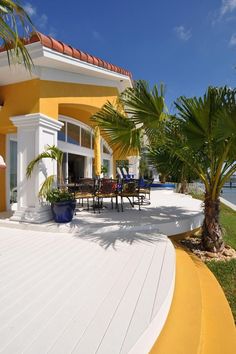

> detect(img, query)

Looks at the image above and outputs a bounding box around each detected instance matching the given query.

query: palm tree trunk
[179,179,188,194]
[202,192,224,252]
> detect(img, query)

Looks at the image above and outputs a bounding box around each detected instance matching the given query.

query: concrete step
[150,244,236,354]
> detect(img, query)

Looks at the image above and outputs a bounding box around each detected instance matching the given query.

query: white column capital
[10,113,64,131]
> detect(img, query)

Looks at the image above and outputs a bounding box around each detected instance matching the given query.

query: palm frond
[119,80,168,143]
[0,0,34,71]
[92,101,142,156]
[26,145,63,178]
[38,175,56,199]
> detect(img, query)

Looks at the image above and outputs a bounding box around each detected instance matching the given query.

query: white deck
[0,190,203,353]
[0,226,175,354]
[0,190,203,238]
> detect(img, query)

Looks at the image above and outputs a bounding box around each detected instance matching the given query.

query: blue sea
[221,188,236,206]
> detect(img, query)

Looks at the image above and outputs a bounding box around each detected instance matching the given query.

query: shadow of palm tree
[74,230,167,250]
[62,203,202,236]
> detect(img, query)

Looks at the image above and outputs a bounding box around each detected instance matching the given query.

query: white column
[84,156,93,178]
[10,113,63,223]
[128,155,141,179]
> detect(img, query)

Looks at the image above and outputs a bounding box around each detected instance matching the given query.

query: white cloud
[229,33,236,46]
[174,25,192,41]
[220,0,236,16]
[23,2,36,16]
[92,30,103,41]
[37,14,48,29]
[23,3,51,33]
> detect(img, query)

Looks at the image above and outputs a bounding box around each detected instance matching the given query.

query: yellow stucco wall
[0,78,127,211]
[39,80,118,119]
[0,79,40,134]
[0,79,118,133]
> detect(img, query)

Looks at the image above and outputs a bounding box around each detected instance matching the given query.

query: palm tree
[0,0,34,71]
[92,82,236,253]
[26,145,64,198]
[91,81,168,156]
[169,87,236,252]
[148,145,197,193]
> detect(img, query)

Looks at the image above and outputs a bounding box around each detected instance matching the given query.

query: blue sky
[23,0,236,111]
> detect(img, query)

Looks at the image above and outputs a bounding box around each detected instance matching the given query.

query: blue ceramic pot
[51,200,76,223]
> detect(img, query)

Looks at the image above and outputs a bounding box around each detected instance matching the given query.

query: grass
[206,259,236,322]
[190,192,236,322]
[220,203,236,249]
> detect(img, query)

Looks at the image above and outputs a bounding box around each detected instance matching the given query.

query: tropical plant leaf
[0,0,34,71]
[38,175,56,199]
[92,101,142,156]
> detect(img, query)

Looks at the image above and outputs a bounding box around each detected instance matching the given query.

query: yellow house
[0,32,139,223]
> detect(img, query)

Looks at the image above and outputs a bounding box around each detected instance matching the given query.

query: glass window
[81,128,91,148]
[67,123,80,145]
[103,144,110,154]
[10,140,17,203]
[91,135,94,149]
[102,159,110,176]
[58,122,66,141]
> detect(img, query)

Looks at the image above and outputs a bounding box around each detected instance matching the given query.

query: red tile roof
[0,32,132,78]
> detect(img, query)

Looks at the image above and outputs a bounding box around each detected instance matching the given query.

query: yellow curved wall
[0,78,125,211]
[39,80,118,119]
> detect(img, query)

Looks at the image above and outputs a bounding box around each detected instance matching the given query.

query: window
[102,159,110,176]
[58,123,66,141]
[67,123,80,145]
[103,144,110,154]
[81,128,91,148]
[58,119,112,156]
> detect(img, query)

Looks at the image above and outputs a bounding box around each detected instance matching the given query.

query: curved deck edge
[128,241,176,354]
[150,245,236,354]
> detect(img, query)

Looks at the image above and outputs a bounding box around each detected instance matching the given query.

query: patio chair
[95,178,119,213]
[122,167,133,180]
[119,179,143,211]
[116,167,123,179]
[74,178,96,212]
[138,178,154,201]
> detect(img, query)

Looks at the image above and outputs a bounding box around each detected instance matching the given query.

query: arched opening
[58,115,113,182]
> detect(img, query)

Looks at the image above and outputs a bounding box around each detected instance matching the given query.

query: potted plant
[46,188,76,223]
[26,145,76,223]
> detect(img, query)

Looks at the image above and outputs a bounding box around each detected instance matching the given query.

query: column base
[10,205,52,224]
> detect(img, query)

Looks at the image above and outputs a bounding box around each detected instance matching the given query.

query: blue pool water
[221,188,236,206]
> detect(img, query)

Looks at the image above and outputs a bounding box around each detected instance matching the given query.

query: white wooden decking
[0,226,175,354]
[0,190,203,237]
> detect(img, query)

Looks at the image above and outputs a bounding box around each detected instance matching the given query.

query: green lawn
[206,258,236,322]
[191,193,236,322]
[211,203,236,322]
[220,203,236,249]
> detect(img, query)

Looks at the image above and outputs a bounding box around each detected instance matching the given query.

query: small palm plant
[26,145,64,199]
[27,145,75,223]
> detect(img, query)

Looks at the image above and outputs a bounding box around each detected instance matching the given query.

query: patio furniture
[74,178,96,212]
[138,178,154,201]
[119,179,142,211]
[116,167,123,179]
[122,167,134,180]
[119,178,153,211]
[95,178,119,213]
